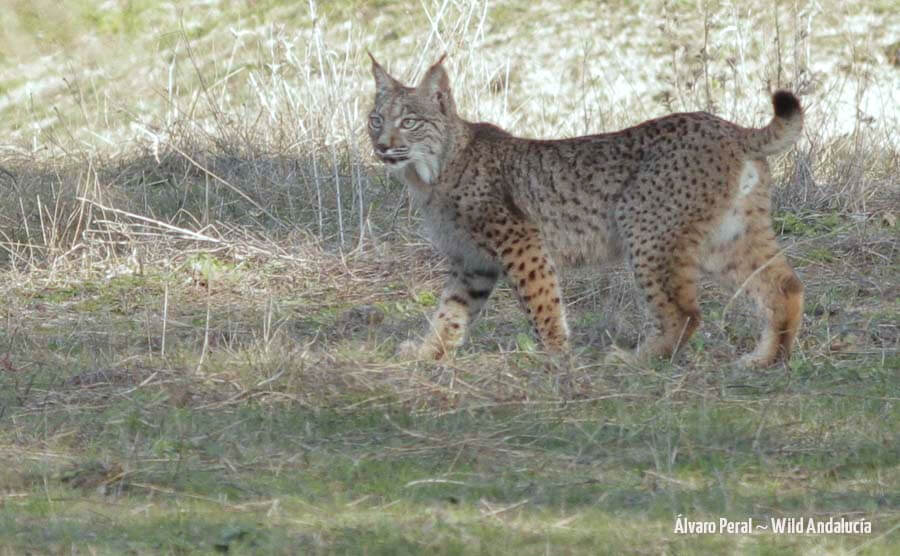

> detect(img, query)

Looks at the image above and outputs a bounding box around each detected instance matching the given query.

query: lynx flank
[368,54,804,368]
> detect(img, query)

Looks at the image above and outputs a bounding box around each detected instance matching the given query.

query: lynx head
[367,53,458,184]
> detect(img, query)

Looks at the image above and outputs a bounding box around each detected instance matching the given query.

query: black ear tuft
[369,51,401,94]
[773,91,801,119]
[419,56,451,96]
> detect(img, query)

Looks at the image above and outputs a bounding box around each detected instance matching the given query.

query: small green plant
[413,290,438,307]
[775,212,844,236]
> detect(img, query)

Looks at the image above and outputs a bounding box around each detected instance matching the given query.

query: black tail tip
[773,90,801,119]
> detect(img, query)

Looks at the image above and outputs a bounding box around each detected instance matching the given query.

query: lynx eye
[400,118,420,130]
[368,114,383,129]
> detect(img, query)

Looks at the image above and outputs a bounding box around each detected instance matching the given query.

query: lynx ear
[419,54,449,96]
[418,54,454,115]
[368,51,401,94]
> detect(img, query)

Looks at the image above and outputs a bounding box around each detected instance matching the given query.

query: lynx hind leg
[703,169,804,367]
[632,235,702,362]
[613,196,704,364]
[400,261,499,360]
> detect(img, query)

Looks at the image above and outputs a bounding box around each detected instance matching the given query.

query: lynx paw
[737,351,780,369]
[603,345,639,366]
[397,339,445,361]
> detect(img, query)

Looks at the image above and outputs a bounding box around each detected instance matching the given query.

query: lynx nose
[375,142,390,154]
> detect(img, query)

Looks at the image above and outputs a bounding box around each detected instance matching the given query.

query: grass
[0,0,898,553]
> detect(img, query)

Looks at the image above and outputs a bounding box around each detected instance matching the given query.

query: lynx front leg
[484,220,570,352]
[400,262,499,360]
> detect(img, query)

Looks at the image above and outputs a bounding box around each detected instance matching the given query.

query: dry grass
[0,0,897,553]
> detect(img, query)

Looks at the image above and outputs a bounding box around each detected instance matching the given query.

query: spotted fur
[368,54,804,367]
